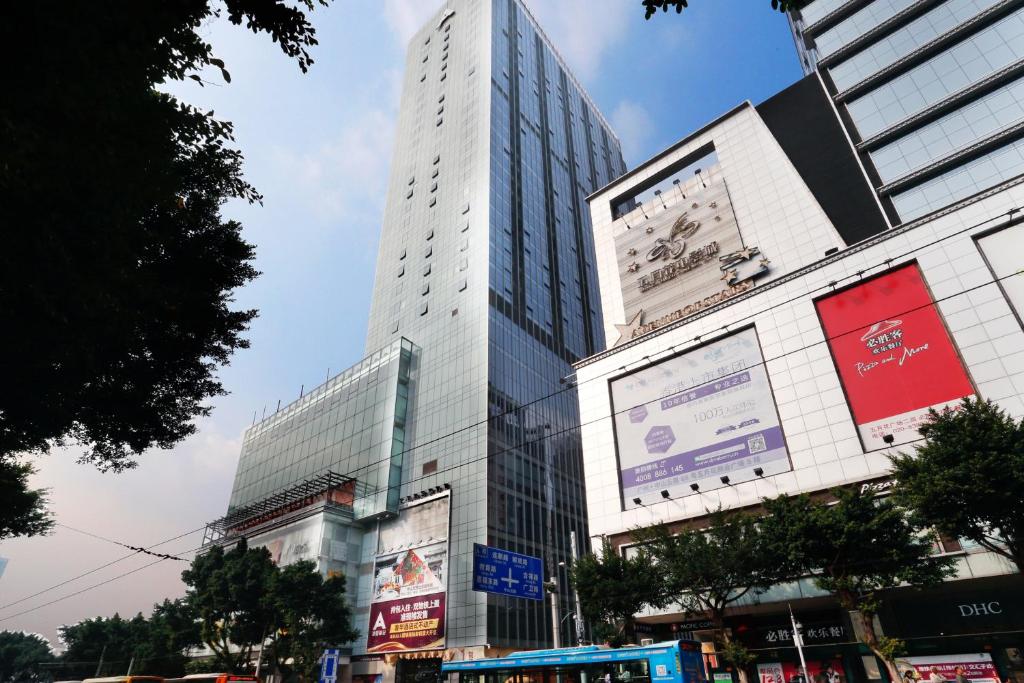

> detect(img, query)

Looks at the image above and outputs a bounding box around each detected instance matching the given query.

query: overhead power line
[4,206,1018,623]
[0,526,205,612]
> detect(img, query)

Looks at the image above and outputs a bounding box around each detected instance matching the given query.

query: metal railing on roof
[203,470,356,545]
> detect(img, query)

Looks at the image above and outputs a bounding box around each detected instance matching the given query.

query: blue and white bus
[441,641,707,683]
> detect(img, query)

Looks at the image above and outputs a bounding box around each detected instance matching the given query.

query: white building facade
[576,98,1024,682]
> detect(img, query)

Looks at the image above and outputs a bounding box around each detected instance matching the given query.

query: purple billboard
[609,327,791,507]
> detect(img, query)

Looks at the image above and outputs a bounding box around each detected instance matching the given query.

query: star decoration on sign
[627,247,637,256]
[709,201,717,208]
[721,268,738,282]
[735,246,756,260]
[691,202,699,209]
[627,261,640,273]
[613,310,645,346]
[759,256,771,267]
[645,226,655,234]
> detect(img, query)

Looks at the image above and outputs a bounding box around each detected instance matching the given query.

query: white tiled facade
[593,104,849,347]
[578,103,1024,555]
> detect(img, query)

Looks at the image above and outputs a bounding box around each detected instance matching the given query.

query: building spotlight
[882,434,895,444]
[632,497,643,505]
[661,490,671,499]
[690,483,700,492]
[720,475,731,485]
[753,467,764,477]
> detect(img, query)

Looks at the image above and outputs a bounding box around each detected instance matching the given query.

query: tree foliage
[181,539,358,680]
[0,631,56,683]
[634,508,790,678]
[571,539,668,645]
[761,488,956,680]
[0,458,53,540]
[265,562,359,681]
[1,0,329,549]
[890,398,1024,571]
[642,0,803,20]
[58,602,200,679]
[181,539,277,673]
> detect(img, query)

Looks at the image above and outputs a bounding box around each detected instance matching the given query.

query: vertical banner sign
[815,264,974,449]
[610,327,790,507]
[367,497,449,653]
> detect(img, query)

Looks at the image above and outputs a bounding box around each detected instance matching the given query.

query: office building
[574,78,1024,683]
[788,0,1024,225]
[210,2,624,682]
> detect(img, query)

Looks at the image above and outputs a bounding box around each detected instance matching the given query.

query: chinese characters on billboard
[610,327,790,507]
[758,660,845,683]
[896,654,1000,683]
[612,165,770,346]
[367,497,449,653]
[815,263,974,449]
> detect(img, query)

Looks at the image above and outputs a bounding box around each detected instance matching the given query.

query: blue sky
[0,0,801,646]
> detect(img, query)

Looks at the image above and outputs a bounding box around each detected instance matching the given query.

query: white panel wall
[579,173,1024,540]
[589,104,846,348]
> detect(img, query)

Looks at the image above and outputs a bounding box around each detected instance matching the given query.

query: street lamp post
[545,576,561,648]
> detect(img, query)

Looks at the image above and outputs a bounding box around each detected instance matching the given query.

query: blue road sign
[472,543,544,600]
[319,648,339,683]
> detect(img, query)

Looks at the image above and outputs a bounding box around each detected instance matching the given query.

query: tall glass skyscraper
[789,0,1024,225]
[363,0,624,656]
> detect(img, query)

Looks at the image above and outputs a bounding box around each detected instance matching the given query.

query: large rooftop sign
[612,165,770,346]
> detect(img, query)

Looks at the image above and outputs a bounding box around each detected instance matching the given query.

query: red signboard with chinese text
[815,264,974,449]
[366,593,446,653]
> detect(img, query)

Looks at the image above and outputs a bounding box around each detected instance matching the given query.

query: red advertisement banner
[366,593,445,653]
[815,264,973,449]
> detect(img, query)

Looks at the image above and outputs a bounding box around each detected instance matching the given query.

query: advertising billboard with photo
[815,263,974,450]
[896,654,1000,683]
[367,496,450,653]
[610,327,790,508]
[248,516,323,566]
[611,164,770,346]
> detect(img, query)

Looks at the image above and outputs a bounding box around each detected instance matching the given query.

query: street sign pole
[570,531,585,645]
[549,579,561,649]
[789,604,809,683]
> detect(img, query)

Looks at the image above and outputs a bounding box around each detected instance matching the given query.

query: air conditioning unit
[640,638,654,646]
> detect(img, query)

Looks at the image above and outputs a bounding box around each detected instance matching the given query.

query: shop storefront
[637,610,872,683]
[395,657,442,683]
[730,610,870,683]
[880,579,1024,683]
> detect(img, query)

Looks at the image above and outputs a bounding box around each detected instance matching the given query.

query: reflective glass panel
[847,8,1024,138]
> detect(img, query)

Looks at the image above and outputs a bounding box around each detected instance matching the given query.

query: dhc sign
[959,602,1003,617]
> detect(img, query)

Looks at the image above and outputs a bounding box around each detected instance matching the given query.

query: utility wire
[0,526,205,611]
[0,543,204,624]
[339,268,1024,512]
[5,209,1018,621]
[56,523,196,562]
[11,269,1017,623]
[244,206,1022,508]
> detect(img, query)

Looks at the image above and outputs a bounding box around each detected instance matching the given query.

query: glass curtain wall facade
[228,337,415,521]
[789,0,1024,224]
[363,0,624,651]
